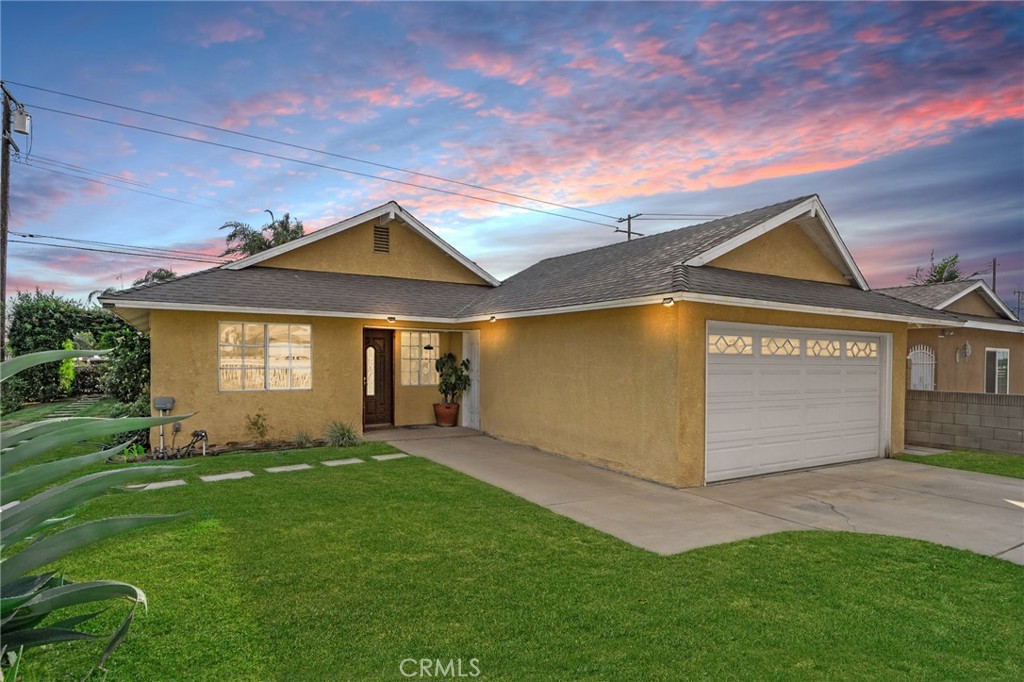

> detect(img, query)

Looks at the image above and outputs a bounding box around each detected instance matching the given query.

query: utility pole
[1014,290,1023,319]
[615,213,645,241]
[2,85,15,362]
[1,82,29,361]
[991,258,997,296]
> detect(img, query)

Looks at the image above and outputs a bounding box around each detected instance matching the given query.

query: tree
[907,251,988,285]
[220,210,304,258]
[6,290,125,402]
[133,268,176,286]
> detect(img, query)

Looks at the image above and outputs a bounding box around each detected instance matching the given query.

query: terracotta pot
[433,402,460,427]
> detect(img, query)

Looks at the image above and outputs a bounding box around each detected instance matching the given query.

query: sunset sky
[2,2,1022,306]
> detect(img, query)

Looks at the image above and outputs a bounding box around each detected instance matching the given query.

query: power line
[11,230,226,260]
[10,81,626,221]
[26,103,622,229]
[8,238,224,264]
[31,154,152,188]
[15,159,205,207]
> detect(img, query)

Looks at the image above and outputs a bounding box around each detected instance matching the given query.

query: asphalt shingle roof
[674,266,955,321]
[102,267,492,319]
[458,195,815,315]
[874,281,978,308]
[101,194,951,324]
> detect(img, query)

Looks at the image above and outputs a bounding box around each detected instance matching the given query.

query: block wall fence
[905,390,1024,455]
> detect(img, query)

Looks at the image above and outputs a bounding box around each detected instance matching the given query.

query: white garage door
[706,324,886,483]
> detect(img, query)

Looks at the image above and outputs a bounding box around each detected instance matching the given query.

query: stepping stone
[200,471,254,482]
[265,463,313,473]
[372,454,409,461]
[143,479,187,491]
[1,500,20,512]
[322,458,363,467]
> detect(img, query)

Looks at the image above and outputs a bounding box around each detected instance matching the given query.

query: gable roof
[102,194,955,327]
[877,279,1018,321]
[222,201,500,286]
[683,194,869,290]
[458,195,861,315]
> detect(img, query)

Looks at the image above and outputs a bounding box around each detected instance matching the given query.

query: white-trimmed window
[219,323,311,391]
[400,332,440,386]
[985,348,1009,394]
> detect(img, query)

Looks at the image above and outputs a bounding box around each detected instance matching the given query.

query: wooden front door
[363,329,394,427]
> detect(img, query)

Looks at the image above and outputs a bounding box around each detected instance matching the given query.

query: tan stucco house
[102,194,975,487]
[877,280,1024,394]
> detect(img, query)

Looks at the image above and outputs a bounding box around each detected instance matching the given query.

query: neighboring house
[102,195,963,487]
[877,280,1024,395]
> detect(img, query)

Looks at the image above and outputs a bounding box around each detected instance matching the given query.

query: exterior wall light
[386,316,396,323]
[662,297,675,307]
[489,316,497,322]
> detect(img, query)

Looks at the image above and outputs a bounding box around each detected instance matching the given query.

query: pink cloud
[795,49,842,71]
[219,90,307,129]
[449,51,538,87]
[194,18,264,48]
[407,75,463,100]
[351,85,411,108]
[854,26,907,45]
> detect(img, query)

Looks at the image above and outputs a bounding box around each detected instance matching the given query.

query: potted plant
[434,352,470,427]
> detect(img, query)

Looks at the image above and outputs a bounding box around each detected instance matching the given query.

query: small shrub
[294,429,314,449]
[325,420,361,448]
[58,339,75,395]
[72,362,103,395]
[110,397,152,449]
[98,327,150,404]
[0,376,28,415]
[245,408,270,442]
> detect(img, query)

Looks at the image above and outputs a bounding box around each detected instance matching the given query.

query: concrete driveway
[380,429,1024,565]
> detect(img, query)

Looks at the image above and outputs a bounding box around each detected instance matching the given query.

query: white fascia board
[683,196,871,291]
[962,320,1024,333]
[935,280,1019,321]
[675,291,962,327]
[106,300,464,325]
[457,293,675,322]
[109,290,962,327]
[221,201,500,286]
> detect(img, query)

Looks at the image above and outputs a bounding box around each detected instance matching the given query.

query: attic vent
[373,224,390,253]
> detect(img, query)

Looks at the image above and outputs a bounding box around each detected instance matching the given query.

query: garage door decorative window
[708,334,753,355]
[908,345,935,391]
[807,339,840,358]
[761,337,801,356]
[846,340,878,358]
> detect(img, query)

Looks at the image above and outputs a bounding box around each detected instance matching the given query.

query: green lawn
[11,445,1023,682]
[1,397,120,425]
[897,450,1024,479]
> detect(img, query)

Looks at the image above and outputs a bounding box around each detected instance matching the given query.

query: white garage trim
[704,321,892,484]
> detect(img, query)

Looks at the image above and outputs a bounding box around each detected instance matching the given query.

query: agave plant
[1,349,188,677]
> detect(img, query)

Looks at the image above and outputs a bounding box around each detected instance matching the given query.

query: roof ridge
[875,280,979,292]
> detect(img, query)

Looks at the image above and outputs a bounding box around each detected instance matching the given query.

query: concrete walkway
[387,433,1024,565]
